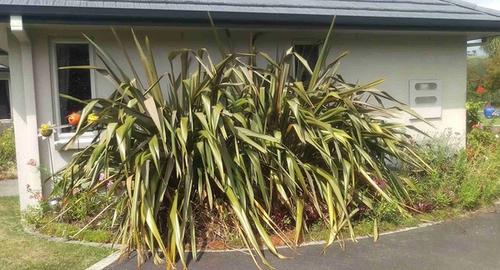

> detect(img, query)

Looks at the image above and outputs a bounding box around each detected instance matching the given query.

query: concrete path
[108,207,500,270]
[0,179,18,197]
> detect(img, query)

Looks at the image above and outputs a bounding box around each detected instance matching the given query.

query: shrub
[465,101,484,131]
[408,131,500,211]
[51,25,429,268]
[60,192,113,225]
[468,52,500,106]
[467,127,498,150]
[467,57,488,103]
[0,128,16,172]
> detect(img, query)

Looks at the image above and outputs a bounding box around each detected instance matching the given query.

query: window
[409,80,442,119]
[293,44,319,84]
[0,79,10,120]
[53,43,93,131]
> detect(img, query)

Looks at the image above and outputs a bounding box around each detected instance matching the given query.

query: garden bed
[29,126,500,251]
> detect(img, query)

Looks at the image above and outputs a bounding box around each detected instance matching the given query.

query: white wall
[16,25,466,195]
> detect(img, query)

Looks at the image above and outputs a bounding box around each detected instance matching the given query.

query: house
[1,0,500,209]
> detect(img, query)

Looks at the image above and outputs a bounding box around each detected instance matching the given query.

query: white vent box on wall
[409,80,442,119]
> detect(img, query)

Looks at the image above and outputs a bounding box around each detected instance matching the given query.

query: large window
[293,44,320,84]
[54,43,93,130]
[0,79,10,120]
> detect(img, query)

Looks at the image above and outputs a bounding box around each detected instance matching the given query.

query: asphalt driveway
[108,205,500,270]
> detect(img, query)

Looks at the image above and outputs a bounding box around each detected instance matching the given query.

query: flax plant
[53,21,429,269]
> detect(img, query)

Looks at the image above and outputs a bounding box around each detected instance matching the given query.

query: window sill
[0,119,12,124]
[54,131,97,151]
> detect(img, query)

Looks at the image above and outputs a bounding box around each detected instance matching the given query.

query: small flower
[98,172,105,181]
[87,113,100,124]
[472,123,484,130]
[38,122,55,138]
[106,181,114,191]
[27,159,37,166]
[374,178,387,190]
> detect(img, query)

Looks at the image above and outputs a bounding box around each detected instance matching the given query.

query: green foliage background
[0,128,16,172]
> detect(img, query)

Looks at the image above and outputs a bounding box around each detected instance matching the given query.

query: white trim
[0,119,12,124]
[49,39,96,140]
[9,15,43,210]
[54,131,98,150]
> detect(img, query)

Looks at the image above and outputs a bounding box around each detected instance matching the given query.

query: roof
[1,0,500,31]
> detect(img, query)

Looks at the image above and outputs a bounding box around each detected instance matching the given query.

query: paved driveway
[108,206,500,270]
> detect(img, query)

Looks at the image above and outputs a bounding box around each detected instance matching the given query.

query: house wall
[11,25,467,195]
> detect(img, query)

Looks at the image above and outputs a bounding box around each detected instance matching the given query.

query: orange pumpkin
[67,112,81,126]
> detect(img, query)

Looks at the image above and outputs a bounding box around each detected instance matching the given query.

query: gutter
[2,5,500,32]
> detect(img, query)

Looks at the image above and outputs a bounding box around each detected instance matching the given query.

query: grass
[37,222,114,243]
[0,197,113,270]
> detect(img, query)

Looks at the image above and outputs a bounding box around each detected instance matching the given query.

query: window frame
[0,73,11,122]
[50,39,97,148]
[292,40,321,82]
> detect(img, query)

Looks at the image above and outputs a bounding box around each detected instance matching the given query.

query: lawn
[0,197,113,270]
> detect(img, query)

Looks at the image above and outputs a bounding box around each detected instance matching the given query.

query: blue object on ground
[484,106,496,119]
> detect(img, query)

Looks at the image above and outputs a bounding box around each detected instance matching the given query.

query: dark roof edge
[1,4,500,33]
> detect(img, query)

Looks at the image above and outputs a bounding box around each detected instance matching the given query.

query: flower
[87,113,100,124]
[374,178,387,190]
[38,122,55,138]
[476,85,487,95]
[106,180,114,191]
[26,159,37,166]
[472,123,484,130]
